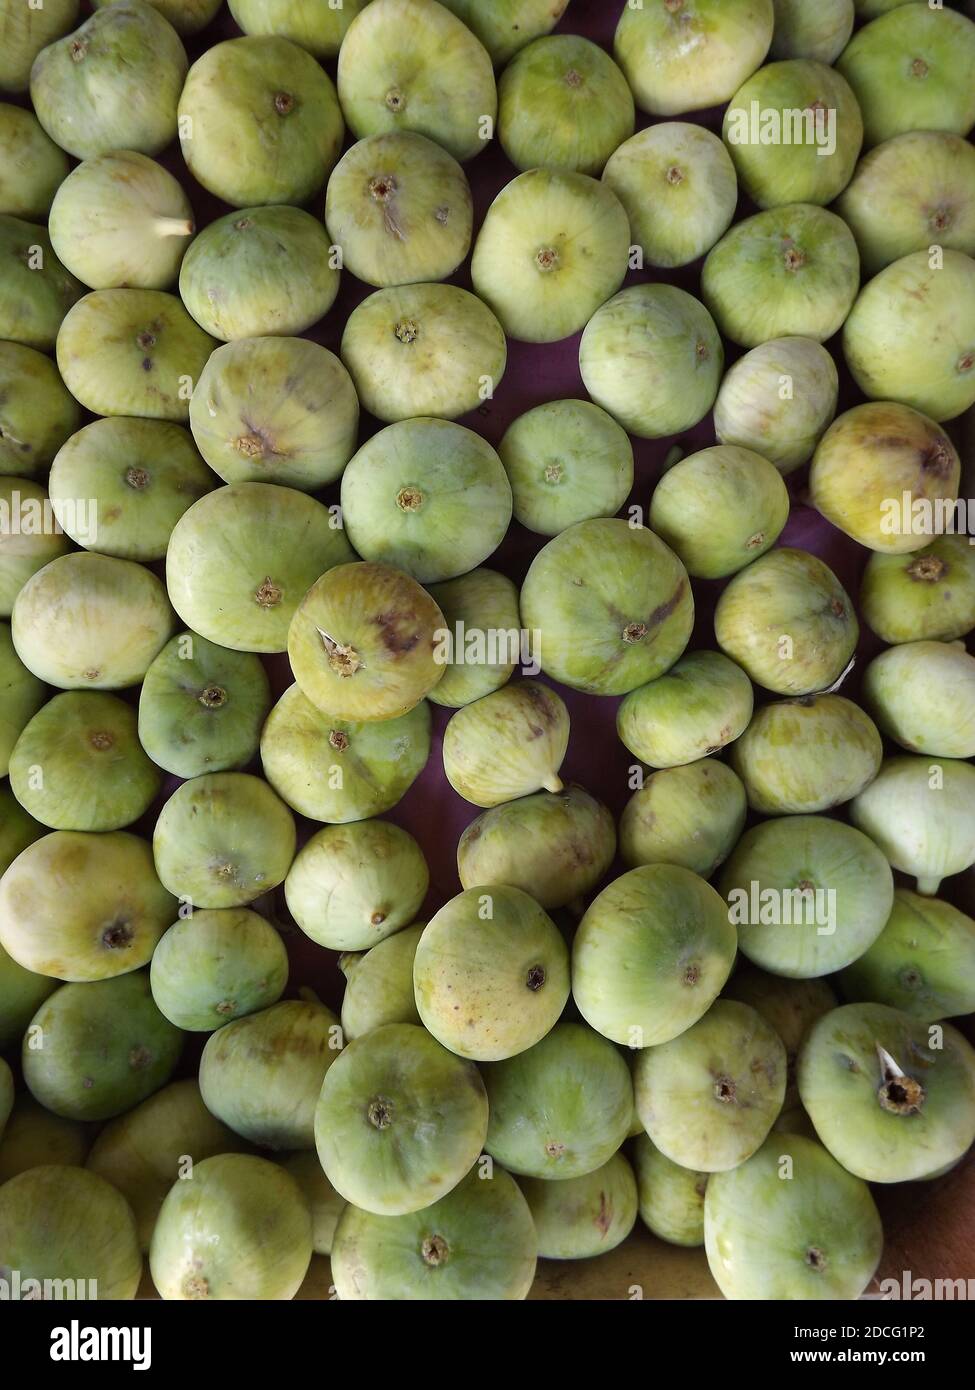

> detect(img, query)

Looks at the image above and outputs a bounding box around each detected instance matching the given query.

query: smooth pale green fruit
[579,284,723,438]
[341,284,506,424]
[324,132,472,289]
[153,773,296,910]
[0,1098,89,1183]
[315,1023,488,1215]
[285,821,428,953]
[86,1079,247,1250]
[0,942,55,1050]
[634,1000,787,1172]
[0,343,82,479]
[602,122,736,270]
[341,420,511,584]
[843,251,975,422]
[472,170,630,344]
[23,971,183,1121]
[0,104,69,219]
[150,910,289,1031]
[0,830,174,980]
[730,694,883,814]
[649,446,789,579]
[0,476,70,616]
[413,885,570,1062]
[49,151,194,291]
[573,864,736,1049]
[769,0,853,62]
[714,548,858,696]
[723,61,863,208]
[30,1,187,158]
[482,1022,632,1181]
[336,0,496,163]
[288,562,445,722]
[713,337,838,476]
[723,964,837,1109]
[150,1153,311,1299]
[190,337,357,492]
[798,1002,975,1182]
[262,684,430,823]
[439,0,568,65]
[92,0,223,34]
[837,4,975,147]
[837,133,975,276]
[442,681,569,808]
[498,35,634,176]
[179,207,339,342]
[703,204,859,348]
[0,783,43,876]
[620,760,746,878]
[498,399,633,537]
[138,632,271,779]
[228,0,368,54]
[704,1133,883,1299]
[521,519,694,696]
[457,785,616,912]
[0,1166,141,1299]
[720,815,894,977]
[520,1153,637,1261]
[56,289,215,421]
[178,35,343,206]
[0,217,83,351]
[9,692,161,831]
[860,536,975,644]
[282,1152,345,1257]
[12,552,174,690]
[850,754,975,895]
[1,0,79,93]
[863,641,975,756]
[632,1134,708,1248]
[426,568,521,708]
[617,651,753,769]
[839,890,975,1022]
[49,419,214,561]
[331,1165,536,1301]
[339,923,424,1042]
[198,999,341,1150]
[166,482,352,653]
[614,0,773,116]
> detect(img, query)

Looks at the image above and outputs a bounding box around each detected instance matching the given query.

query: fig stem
[152,218,194,239]
[541,773,564,794]
[915,875,942,896]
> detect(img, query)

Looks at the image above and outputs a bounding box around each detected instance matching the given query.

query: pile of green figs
[2,0,975,1307]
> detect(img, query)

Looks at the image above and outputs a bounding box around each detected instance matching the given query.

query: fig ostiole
[149,909,289,1032]
[860,535,975,645]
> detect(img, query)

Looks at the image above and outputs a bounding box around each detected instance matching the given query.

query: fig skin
[616,650,754,769]
[619,759,747,878]
[633,999,787,1173]
[8,692,162,831]
[0,476,71,616]
[572,863,736,1050]
[413,885,571,1062]
[482,1022,633,1181]
[178,35,344,207]
[0,783,43,877]
[0,941,56,1051]
[262,684,431,824]
[330,1165,537,1301]
[427,567,521,709]
[1,0,79,94]
[284,820,428,953]
[860,535,975,644]
[720,815,894,978]
[457,785,616,912]
[22,971,183,1122]
[769,0,854,64]
[0,216,84,351]
[798,1001,975,1183]
[150,1153,312,1300]
[0,342,82,479]
[723,964,837,1110]
[339,922,424,1042]
[281,1152,345,1257]
[519,1152,638,1261]
[714,547,858,697]
[631,1134,708,1248]
[92,0,223,35]
[228,0,368,56]
[149,909,289,1031]
[0,1097,90,1183]
[729,694,883,814]
[314,1023,489,1215]
[442,681,569,808]
[0,104,69,220]
[704,1133,883,1300]
[713,336,839,476]
[288,561,446,723]
[862,640,975,757]
[0,1165,142,1300]
[439,0,569,65]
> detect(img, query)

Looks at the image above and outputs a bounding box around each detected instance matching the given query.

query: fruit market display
[2,0,975,1308]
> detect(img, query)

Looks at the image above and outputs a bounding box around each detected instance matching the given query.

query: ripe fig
[441,681,569,807]
[723,963,837,1108]
[0,476,70,616]
[631,1134,708,1248]
[862,640,975,757]
[426,567,521,708]
[0,342,81,479]
[339,922,424,1042]
[281,1152,345,1257]
[0,942,55,1051]
[619,759,747,877]
[0,216,83,350]
[616,650,753,769]
[91,0,222,34]
[439,0,569,65]
[0,104,69,219]
[228,0,368,55]
[520,1153,637,1261]
[0,0,78,94]
[769,0,854,63]
[0,783,43,877]
[713,337,838,475]
[0,1097,90,1183]
[849,754,975,895]
[149,909,289,1031]
[860,535,975,644]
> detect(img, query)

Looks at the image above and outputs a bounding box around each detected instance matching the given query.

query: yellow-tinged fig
[442,681,569,808]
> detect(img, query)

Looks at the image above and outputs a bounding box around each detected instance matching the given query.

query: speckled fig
[850,754,975,895]
[339,923,424,1042]
[619,760,747,877]
[441,681,569,807]
[632,1134,708,1248]
[616,651,753,769]
[150,909,289,1031]
[426,568,522,709]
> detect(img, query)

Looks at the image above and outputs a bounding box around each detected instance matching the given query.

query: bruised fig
[0,342,82,479]
[441,681,569,807]
[426,568,522,709]
[619,759,747,877]
[0,217,83,350]
[284,820,428,952]
[0,476,71,616]
[860,536,975,645]
[281,1152,345,1257]
[0,1097,90,1183]
[616,651,753,769]
[849,754,975,895]
[339,923,424,1042]
[149,909,289,1031]
[632,1134,708,1248]
[713,337,838,476]
[862,640,975,757]
[519,1153,637,1261]
[413,885,570,1062]
[0,104,69,220]
[288,562,445,722]
[0,943,55,1051]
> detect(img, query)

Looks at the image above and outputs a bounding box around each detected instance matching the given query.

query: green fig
[632,1134,708,1248]
[0,476,71,616]
[616,650,754,769]
[0,782,43,876]
[0,216,83,350]
[520,1153,637,1262]
[713,337,839,476]
[1,0,79,94]
[442,681,569,808]
[440,0,568,66]
[0,103,69,220]
[723,963,838,1108]
[862,640,975,757]
[0,942,55,1050]
[860,536,975,644]
[227,0,368,55]
[0,1097,90,1184]
[0,342,82,479]
[91,0,223,34]
[850,754,975,895]
[281,1152,345,1257]
[339,923,424,1042]
[619,759,747,878]
[150,909,289,1031]
[426,567,521,709]
[769,0,854,62]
